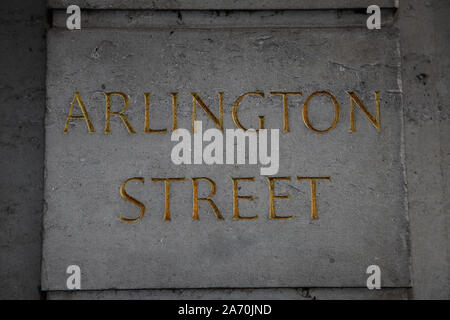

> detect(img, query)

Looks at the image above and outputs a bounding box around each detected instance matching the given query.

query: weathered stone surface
[51,9,396,29]
[0,0,46,299]
[47,288,409,300]
[1,0,449,301]
[399,0,450,299]
[48,0,397,10]
[43,22,409,290]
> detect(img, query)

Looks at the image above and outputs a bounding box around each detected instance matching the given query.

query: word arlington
[62,90,381,134]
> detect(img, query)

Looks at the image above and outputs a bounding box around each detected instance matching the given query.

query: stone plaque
[43,17,409,290]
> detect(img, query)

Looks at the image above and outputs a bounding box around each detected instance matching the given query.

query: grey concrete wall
[398,0,450,299]
[0,1,47,300]
[0,0,448,300]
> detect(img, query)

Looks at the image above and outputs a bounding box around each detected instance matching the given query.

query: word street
[119,175,331,222]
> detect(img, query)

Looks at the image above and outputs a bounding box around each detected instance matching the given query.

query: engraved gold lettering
[267,177,293,220]
[171,92,178,132]
[302,91,340,133]
[144,93,167,133]
[63,91,95,133]
[120,177,146,222]
[191,92,224,133]
[297,177,331,220]
[151,178,186,221]
[104,92,136,134]
[192,177,224,220]
[232,177,258,220]
[270,92,303,133]
[348,91,381,132]
[232,92,265,131]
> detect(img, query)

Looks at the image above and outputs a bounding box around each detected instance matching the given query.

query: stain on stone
[5,206,15,216]
[91,47,100,59]
[416,73,429,85]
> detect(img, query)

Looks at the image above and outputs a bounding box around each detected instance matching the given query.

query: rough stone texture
[399,0,450,299]
[43,21,409,290]
[0,1,46,299]
[48,0,397,10]
[51,8,396,29]
[0,0,449,300]
[47,288,409,300]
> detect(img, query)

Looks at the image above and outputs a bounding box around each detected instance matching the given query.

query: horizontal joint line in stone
[51,9,396,29]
